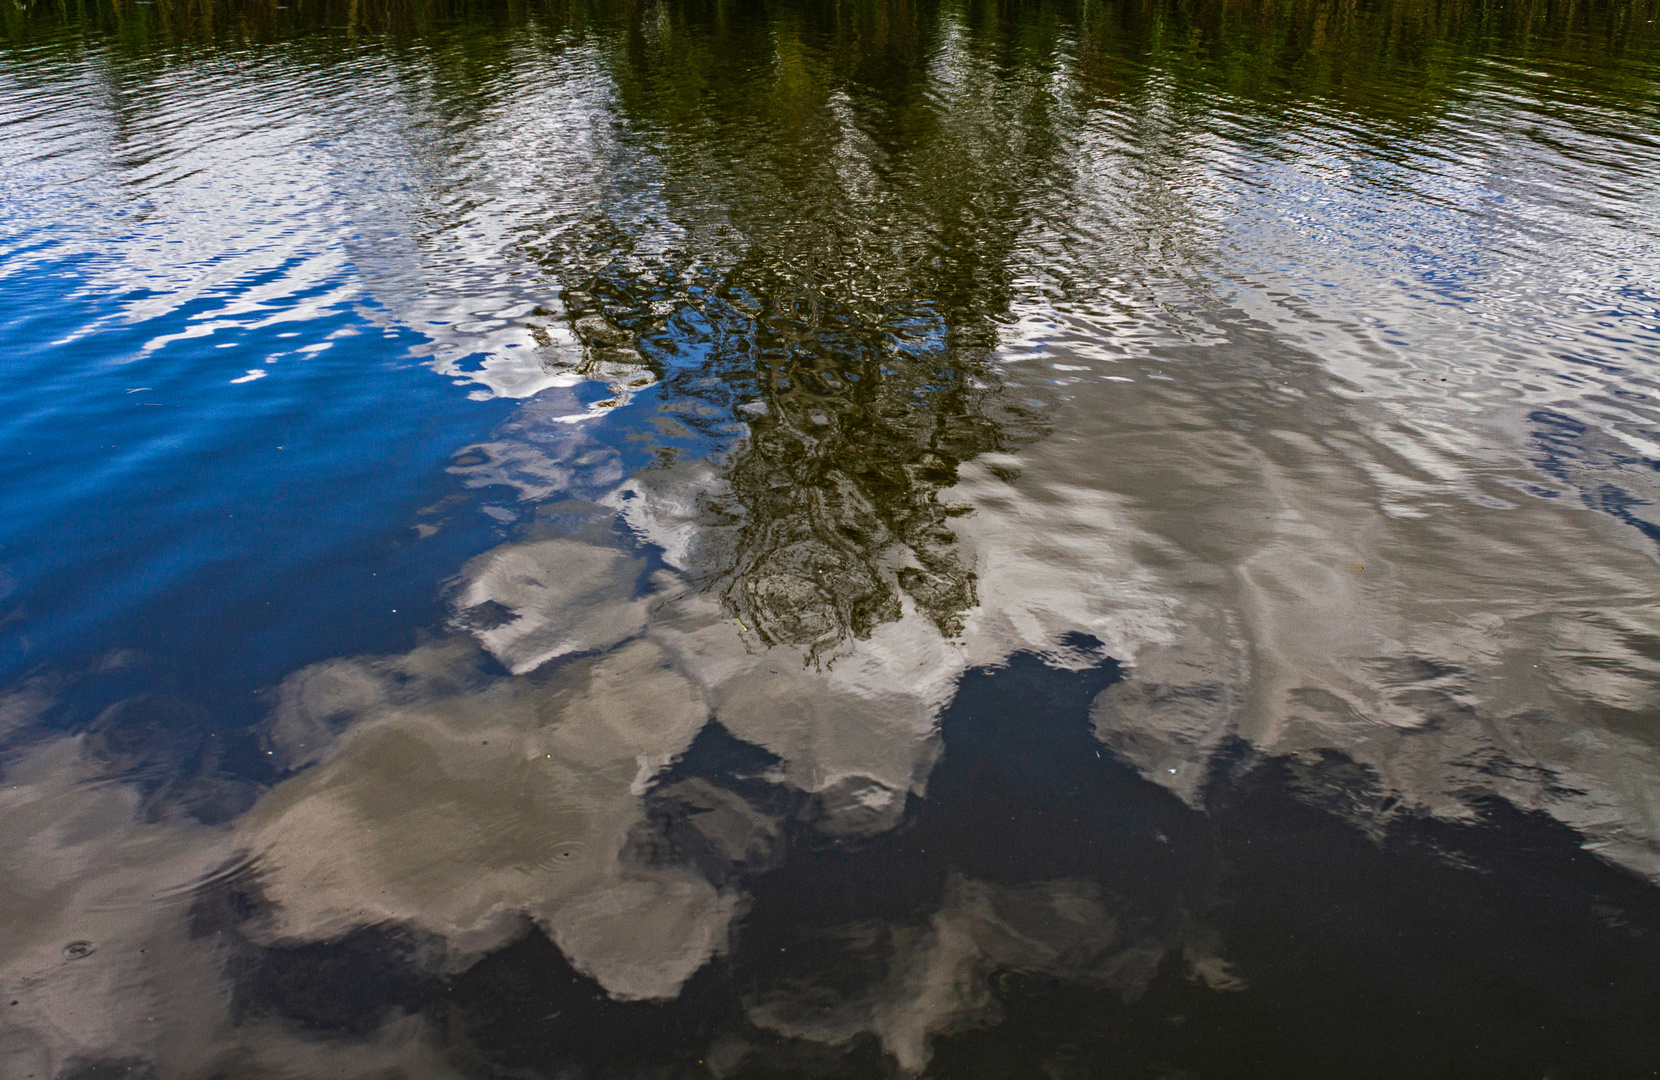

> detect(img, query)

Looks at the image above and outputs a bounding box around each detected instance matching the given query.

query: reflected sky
[3,0,1660,1077]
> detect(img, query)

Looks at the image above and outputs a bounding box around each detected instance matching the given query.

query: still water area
[3,0,1660,1075]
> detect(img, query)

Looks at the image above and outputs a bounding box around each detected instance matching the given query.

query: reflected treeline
[1080,0,1660,114]
[0,0,559,48]
[7,0,1658,103]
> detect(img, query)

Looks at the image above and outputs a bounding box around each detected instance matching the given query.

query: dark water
[4,0,1660,1076]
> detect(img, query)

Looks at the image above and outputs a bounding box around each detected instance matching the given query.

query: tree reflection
[550,250,1043,656]
[515,0,1073,655]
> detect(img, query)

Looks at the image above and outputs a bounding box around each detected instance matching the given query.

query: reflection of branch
[720,399,985,657]
[529,298,658,414]
[530,263,947,661]
[535,235,1044,661]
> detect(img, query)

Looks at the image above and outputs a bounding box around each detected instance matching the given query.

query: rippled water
[4,0,1660,1075]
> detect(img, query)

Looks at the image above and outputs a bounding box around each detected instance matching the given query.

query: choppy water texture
[4,0,1660,1076]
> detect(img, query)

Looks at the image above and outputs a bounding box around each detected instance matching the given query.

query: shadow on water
[193,642,1660,1078]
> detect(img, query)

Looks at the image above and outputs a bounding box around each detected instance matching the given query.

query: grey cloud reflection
[0,738,235,1079]
[1051,332,1660,879]
[203,435,1179,1030]
[245,634,726,998]
[741,874,1219,1073]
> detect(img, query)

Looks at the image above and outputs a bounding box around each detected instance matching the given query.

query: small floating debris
[535,840,587,873]
[62,941,94,960]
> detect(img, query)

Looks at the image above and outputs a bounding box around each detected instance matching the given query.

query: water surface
[3,0,1660,1076]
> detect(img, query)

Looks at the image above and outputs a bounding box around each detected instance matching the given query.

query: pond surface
[3,0,1660,1076]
